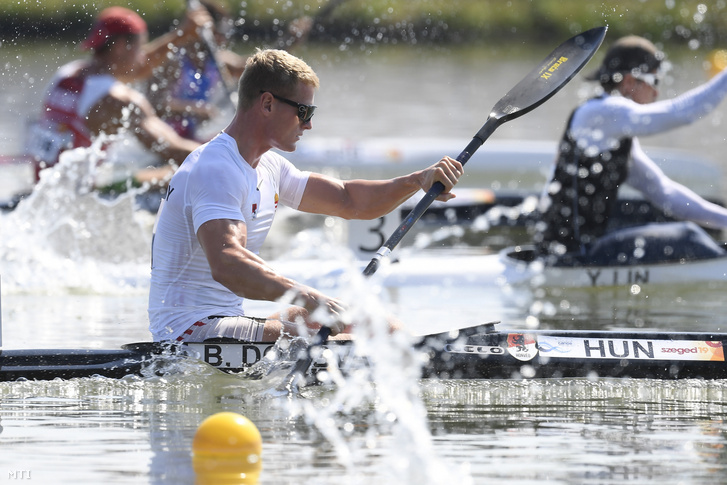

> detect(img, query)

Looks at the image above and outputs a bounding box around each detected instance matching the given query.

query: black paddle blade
[488,26,607,126]
[363,27,607,278]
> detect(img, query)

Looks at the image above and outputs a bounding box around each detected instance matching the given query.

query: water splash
[0,144,153,294]
[273,264,471,483]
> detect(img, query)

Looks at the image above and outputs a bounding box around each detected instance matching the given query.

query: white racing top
[565,67,727,229]
[148,133,309,341]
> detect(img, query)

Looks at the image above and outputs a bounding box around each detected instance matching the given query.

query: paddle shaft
[286,128,494,385]
[363,121,497,276]
[363,26,607,277]
[285,26,607,390]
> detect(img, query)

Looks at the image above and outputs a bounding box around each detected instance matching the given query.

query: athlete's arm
[627,138,727,229]
[86,83,199,166]
[297,156,462,219]
[196,218,345,332]
[573,68,727,147]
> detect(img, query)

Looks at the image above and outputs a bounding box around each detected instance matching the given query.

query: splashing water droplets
[0,138,153,293]
[263,260,464,481]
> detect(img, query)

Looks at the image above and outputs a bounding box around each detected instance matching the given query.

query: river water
[2,37,727,484]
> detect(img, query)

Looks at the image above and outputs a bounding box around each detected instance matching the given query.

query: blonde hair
[238,49,320,110]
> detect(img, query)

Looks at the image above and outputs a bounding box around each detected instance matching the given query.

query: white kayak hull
[499,246,727,288]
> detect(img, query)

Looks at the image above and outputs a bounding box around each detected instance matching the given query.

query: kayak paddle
[282,26,608,392]
[365,26,608,276]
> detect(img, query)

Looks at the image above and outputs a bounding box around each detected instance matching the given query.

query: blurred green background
[1,0,726,49]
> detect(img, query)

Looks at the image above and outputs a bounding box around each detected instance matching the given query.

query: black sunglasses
[260,91,316,122]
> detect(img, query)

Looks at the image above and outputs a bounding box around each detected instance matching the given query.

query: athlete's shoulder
[52,59,88,79]
[193,134,243,167]
[261,149,289,164]
[574,94,635,121]
[259,150,295,174]
[588,93,636,111]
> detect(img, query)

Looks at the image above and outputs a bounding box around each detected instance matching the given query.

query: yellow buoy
[707,49,727,78]
[192,412,262,485]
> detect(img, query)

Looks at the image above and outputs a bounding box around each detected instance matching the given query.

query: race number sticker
[536,335,725,361]
[507,333,538,361]
[348,213,399,260]
[185,343,275,369]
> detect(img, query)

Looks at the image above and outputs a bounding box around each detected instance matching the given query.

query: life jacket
[536,104,633,256]
[27,67,95,181]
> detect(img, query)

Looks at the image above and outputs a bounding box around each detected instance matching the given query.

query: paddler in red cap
[27,6,210,186]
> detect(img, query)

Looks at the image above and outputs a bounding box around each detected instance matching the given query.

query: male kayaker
[536,35,727,262]
[148,48,463,343]
[26,6,209,185]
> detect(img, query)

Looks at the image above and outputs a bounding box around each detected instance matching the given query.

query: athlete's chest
[248,173,279,220]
